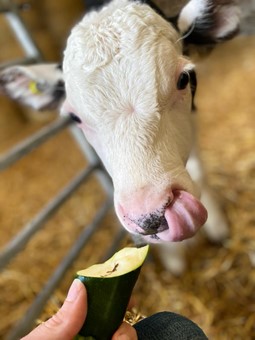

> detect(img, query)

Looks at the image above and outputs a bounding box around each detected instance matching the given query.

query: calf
[0,0,240,273]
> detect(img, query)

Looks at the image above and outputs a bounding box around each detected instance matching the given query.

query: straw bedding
[0,1,254,339]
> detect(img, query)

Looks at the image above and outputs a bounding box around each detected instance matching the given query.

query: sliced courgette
[76,245,149,340]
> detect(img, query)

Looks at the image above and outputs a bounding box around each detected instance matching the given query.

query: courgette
[76,245,149,340]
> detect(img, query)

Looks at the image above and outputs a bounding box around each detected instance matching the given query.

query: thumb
[22,279,87,340]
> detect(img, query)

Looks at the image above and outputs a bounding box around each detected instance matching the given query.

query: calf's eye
[177,72,190,90]
[69,112,82,124]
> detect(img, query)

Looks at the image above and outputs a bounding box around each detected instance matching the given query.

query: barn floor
[0,1,255,339]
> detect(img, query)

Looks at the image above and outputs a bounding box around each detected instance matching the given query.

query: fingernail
[66,279,82,302]
[116,335,130,340]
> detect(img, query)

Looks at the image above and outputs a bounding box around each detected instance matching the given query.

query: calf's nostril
[136,213,168,235]
[164,196,173,208]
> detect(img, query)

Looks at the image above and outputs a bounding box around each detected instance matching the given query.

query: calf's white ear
[178,0,241,44]
[0,63,65,111]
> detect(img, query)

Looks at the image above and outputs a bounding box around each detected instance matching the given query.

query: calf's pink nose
[115,187,174,234]
[115,188,207,243]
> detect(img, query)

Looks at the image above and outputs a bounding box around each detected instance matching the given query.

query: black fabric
[134,311,208,340]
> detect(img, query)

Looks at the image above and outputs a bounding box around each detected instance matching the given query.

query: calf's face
[61,0,207,243]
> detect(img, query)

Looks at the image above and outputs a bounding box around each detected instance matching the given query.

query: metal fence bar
[0,0,43,62]
[5,12,42,61]
[0,117,72,170]
[0,2,119,339]
[0,163,100,270]
[6,198,113,340]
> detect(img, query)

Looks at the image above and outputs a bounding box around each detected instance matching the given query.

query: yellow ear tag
[28,81,40,95]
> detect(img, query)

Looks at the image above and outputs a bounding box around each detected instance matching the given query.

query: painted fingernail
[66,279,82,302]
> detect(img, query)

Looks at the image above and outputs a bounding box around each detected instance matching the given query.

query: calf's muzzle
[115,188,208,243]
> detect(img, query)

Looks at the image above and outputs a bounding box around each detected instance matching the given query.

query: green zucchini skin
[76,267,141,340]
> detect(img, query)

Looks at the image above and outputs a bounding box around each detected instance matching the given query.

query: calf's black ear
[176,0,240,49]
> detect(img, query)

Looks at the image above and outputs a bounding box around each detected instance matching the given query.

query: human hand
[22,279,137,340]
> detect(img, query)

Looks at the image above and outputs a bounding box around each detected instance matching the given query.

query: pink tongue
[144,190,207,243]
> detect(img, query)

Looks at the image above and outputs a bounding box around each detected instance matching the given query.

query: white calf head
[1,0,240,243]
[61,0,207,243]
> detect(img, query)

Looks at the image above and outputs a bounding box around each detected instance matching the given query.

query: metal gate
[0,1,127,338]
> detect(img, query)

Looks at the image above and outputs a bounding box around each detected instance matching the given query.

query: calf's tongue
[143,190,207,243]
